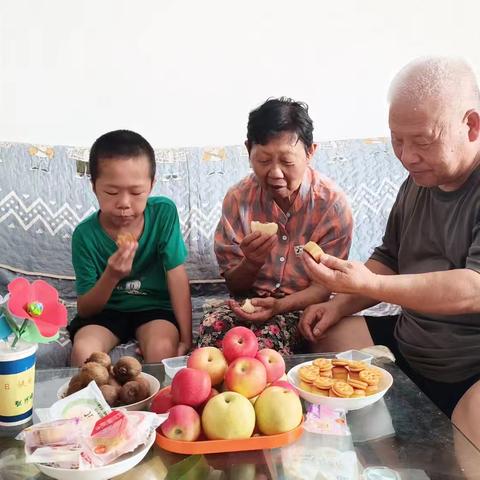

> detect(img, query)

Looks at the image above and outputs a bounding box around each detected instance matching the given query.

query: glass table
[1,354,480,479]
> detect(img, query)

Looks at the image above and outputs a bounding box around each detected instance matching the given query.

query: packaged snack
[304,404,350,436]
[20,418,84,449]
[82,410,160,467]
[25,445,83,466]
[48,381,111,425]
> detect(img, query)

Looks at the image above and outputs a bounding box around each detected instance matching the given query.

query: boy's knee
[70,339,107,367]
[142,339,176,362]
[70,343,93,367]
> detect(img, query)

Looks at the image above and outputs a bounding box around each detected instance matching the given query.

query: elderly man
[299,57,480,446]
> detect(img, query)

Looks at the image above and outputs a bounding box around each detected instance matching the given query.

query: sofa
[0,139,405,368]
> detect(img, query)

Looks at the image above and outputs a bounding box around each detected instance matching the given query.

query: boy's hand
[177,341,190,356]
[106,242,138,280]
[240,232,278,268]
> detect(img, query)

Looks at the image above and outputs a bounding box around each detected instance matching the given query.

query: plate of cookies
[287,358,393,411]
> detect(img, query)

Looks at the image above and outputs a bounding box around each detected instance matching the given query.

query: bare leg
[452,379,480,447]
[136,320,179,363]
[310,315,374,353]
[70,325,119,367]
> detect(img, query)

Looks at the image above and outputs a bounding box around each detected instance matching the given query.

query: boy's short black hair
[246,97,314,152]
[89,130,156,184]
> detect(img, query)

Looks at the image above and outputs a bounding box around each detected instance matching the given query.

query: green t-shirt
[72,196,187,313]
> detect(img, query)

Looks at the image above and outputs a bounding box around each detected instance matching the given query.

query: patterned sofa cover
[0,139,406,367]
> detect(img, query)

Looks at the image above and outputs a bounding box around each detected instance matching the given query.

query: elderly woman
[197,97,353,354]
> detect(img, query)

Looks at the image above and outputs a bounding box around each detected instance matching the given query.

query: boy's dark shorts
[67,309,178,344]
[365,315,480,418]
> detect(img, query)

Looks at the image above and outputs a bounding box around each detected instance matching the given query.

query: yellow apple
[187,346,228,386]
[224,357,267,398]
[254,386,303,435]
[202,391,256,439]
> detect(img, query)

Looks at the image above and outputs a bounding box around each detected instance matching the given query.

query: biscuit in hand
[250,221,278,236]
[116,232,136,247]
[303,241,325,262]
[241,298,256,314]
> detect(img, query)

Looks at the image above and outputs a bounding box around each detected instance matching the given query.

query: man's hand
[298,301,342,342]
[228,297,278,323]
[240,232,278,268]
[106,242,138,281]
[303,253,378,295]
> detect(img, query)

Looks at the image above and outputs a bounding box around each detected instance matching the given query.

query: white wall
[1,0,479,147]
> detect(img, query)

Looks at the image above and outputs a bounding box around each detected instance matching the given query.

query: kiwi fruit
[80,362,109,386]
[85,352,111,369]
[119,380,149,404]
[107,375,121,388]
[66,374,88,396]
[135,374,151,395]
[99,384,121,407]
[113,356,142,384]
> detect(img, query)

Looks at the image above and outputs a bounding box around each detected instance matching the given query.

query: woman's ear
[306,143,318,162]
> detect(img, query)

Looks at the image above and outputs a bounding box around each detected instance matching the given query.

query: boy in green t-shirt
[68,130,192,366]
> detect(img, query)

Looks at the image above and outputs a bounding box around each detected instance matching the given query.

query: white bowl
[35,430,155,480]
[287,361,393,411]
[161,355,188,378]
[57,373,160,411]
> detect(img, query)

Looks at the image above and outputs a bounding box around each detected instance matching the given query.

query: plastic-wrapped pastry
[21,418,83,448]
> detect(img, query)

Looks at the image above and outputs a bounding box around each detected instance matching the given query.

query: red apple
[271,380,299,396]
[150,386,175,413]
[160,405,201,441]
[171,367,211,407]
[224,357,267,398]
[255,348,285,383]
[187,347,228,385]
[222,326,258,363]
[197,387,220,413]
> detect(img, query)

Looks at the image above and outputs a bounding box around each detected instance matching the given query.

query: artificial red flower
[7,278,67,337]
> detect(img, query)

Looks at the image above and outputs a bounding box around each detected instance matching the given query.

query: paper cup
[0,341,37,426]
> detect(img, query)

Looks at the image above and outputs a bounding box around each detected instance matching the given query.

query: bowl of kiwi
[57,353,160,411]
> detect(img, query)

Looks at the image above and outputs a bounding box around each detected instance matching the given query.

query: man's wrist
[329,294,353,319]
[364,273,383,300]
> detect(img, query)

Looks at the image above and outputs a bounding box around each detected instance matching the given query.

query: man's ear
[465,109,480,142]
[244,140,251,155]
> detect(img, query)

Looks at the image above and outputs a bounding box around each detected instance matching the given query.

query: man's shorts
[67,309,178,344]
[365,315,480,418]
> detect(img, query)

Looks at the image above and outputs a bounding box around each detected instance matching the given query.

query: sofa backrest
[0,139,406,300]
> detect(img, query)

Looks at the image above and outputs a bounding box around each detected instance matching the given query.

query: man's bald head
[387,56,480,191]
[388,56,480,113]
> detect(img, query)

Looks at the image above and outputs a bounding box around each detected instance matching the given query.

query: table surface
[1,354,480,480]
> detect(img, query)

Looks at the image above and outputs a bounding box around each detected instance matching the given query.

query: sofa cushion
[0,139,406,367]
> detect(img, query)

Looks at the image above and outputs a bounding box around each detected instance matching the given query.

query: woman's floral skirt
[196,303,302,355]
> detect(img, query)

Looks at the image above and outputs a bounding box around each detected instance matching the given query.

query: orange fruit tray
[155,420,304,454]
